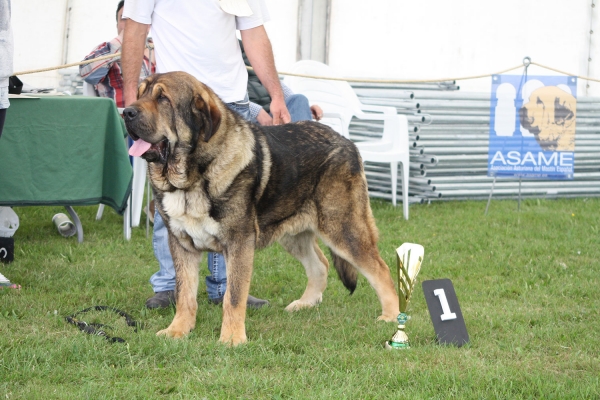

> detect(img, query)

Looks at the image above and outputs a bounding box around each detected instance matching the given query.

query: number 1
[433,289,457,321]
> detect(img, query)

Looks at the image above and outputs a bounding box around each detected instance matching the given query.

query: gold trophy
[385,243,424,349]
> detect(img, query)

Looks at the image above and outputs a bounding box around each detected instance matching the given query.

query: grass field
[1,198,599,399]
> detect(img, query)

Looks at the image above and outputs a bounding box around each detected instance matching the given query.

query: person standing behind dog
[79,1,155,108]
[121,0,290,309]
[0,0,20,290]
[0,0,13,141]
[239,39,323,125]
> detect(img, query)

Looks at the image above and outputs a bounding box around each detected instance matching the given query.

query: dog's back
[252,121,367,239]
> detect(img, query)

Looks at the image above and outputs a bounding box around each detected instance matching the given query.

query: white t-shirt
[123,0,270,103]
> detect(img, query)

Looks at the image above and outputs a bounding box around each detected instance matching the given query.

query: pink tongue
[129,139,152,157]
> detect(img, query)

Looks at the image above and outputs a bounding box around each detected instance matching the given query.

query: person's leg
[0,107,18,289]
[0,87,8,139]
[285,94,312,122]
[206,252,227,301]
[146,208,176,308]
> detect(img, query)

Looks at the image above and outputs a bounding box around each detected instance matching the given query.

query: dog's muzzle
[123,107,141,140]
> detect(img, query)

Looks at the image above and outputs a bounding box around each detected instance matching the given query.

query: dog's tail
[329,249,357,294]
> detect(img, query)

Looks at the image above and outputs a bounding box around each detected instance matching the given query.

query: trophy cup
[385,243,424,349]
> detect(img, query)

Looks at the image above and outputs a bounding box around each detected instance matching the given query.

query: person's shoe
[209,294,269,309]
[0,272,20,289]
[145,290,176,309]
[0,283,20,289]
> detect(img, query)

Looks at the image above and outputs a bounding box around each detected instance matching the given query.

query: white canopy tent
[11,0,600,96]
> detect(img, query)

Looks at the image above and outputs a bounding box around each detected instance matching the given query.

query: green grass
[1,198,599,399]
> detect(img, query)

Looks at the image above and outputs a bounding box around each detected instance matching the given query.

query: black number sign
[422,279,469,347]
[0,237,14,263]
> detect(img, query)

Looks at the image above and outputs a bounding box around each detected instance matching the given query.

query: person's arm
[122,18,150,107]
[240,26,290,125]
[249,101,273,125]
[79,34,123,85]
[256,109,273,125]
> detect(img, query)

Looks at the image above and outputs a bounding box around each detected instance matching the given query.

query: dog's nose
[123,107,138,121]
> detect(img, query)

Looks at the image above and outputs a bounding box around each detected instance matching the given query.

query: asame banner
[488,75,577,180]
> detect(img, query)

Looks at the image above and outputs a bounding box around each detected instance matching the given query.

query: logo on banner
[488,75,577,180]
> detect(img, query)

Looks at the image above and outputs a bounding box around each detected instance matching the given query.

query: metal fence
[349,82,600,203]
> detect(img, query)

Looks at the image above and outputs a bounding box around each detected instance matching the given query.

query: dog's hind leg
[317,191,399,322]
[279,231,330,311]
[157,237,202,338]
[330,244,399,322]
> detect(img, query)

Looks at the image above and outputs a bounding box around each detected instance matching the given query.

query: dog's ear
[195,94,222,142]
[137,77,152,100]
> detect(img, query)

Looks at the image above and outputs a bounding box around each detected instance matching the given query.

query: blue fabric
[149,96,250,298]
[286,94,312,123]
[227,93,251,121]
[206,252,227,299]
[81,66,110,86]
[249,92,312,124]
[149,210,176,292]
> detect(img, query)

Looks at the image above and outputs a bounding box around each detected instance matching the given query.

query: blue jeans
[250,94,312,124]
[149,95,251,299]
[286,94,312,123]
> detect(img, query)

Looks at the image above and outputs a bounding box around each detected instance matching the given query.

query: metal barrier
[349,82,600,202]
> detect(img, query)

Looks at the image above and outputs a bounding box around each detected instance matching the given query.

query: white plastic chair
[83,82,149,238]
[285,61,410,219]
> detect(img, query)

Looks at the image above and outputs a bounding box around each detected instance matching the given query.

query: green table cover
[0,96,132,214]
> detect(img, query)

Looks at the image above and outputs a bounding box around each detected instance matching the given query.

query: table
[0,95,133,242]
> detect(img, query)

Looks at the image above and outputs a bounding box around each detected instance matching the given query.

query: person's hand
[270,97,291,125]
[311,105,323,121]
[256,109,273,126]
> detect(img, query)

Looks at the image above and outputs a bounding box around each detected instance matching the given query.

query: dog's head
[124,71,222,164]
[519,86,576,151]
[124,72,223,189]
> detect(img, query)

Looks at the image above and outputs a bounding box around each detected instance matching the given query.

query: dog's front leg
[219,241,255,346]
[157,236,202,338]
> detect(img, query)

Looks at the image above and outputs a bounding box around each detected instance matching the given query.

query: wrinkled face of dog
[519,86,576,151]
[123,71,222,164]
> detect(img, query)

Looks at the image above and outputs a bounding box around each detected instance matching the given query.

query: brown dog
[123,71,399,345]
[519,86,576,151]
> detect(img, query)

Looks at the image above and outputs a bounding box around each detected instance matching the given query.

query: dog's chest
[161,189,220,250]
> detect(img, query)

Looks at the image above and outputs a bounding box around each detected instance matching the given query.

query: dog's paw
[219,333,247,346]
[376,314,398,323]
[156,327,189,338]
[285,299,319,312]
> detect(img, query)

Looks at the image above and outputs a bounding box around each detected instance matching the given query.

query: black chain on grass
[65,305,141,344]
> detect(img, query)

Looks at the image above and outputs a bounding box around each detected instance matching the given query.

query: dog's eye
[158,93,169,103]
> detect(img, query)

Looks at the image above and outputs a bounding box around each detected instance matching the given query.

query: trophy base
[385,340,410,350]
[387,321,410,350]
